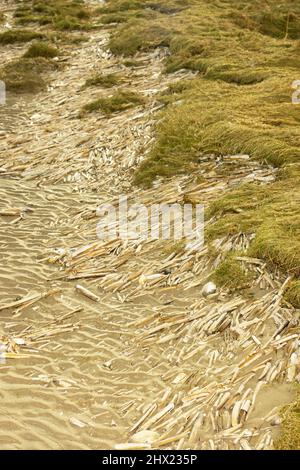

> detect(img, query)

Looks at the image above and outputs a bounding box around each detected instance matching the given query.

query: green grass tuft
[284,280,300,308]
[83,73,121,89]
[0,58,59,93]
[211,256,253,290]
[123,58,146,67]
[275,387,300,449]
[0,29,46,44]
[14,0,91,31]
[109,22,170,56]
[81,90,145,116]
[23,42,59,58]
[230,4,300,40]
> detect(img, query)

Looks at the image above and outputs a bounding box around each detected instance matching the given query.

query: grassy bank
[102,0,300,305]
[13,0,92,31]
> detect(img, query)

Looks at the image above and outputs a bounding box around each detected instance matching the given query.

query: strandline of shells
[0,27,194,194]
[42,187,299,450]
[119,281,300,450]
[0,0,299,450]
[40,155,276,301]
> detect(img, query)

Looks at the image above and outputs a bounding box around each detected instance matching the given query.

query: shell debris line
[0,0,299,450]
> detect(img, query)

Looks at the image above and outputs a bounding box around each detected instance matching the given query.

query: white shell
[13,338,26,345]
[69,417,86,428]
[201,281,217,296]
[290,352,299,365]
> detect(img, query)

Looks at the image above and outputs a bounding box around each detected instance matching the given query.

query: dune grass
[205,169,300,277]
[134,75,300,185]
[123,58,147,68]
[23,42,59,58]
[103,0,300,179]
[99,0,189,55]
[83,73,121,89]
[95,0,186,27]
[0,58,46,93]
[14,0,92,31]
[0,57,59,93]
[274,388,300,450]
[0,29,46,44]
[80,90,145,116]
[284,280,300,308]
[109,23,170,56]
[211,255,254,290]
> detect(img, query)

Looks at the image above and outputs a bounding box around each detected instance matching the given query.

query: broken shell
[13,338,26,345]
[172,372,187,384]
[69,417,86,428]
[115,443,151,450]
[75,284,100,302]
[131,430,159,444]
[231,400,242,427]
[290,352,299,365]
